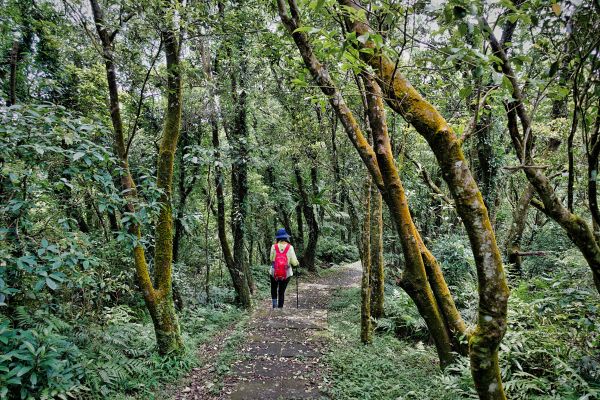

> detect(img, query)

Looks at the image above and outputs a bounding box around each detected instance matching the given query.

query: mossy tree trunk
[90,0,184,354]
[362,76,456,366]
[369,183,384,319]
[360,177,372,344]
[506,184,534,277]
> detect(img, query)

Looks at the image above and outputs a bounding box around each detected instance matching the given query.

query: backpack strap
[282,243,291,255]
[274,243,281,254]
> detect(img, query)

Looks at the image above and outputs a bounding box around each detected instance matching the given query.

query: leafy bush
[0,311,85,400]
[377,286,429,342]
[74,304,242,399]
[316,235,359,264]
[429,234,476,288]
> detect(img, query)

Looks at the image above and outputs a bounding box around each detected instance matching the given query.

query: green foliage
[429,234,478,320]
[0,310,85,400]
[376,286,429,342]
[324,287,453,399]
[316,235,359,264]
[523,223,575,277]
[429,234,476,287]
[326,235,599,400]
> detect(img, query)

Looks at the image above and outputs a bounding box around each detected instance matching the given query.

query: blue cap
[275,228,290,241]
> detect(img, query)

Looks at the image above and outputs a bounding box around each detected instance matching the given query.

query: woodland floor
[173,261,362,400]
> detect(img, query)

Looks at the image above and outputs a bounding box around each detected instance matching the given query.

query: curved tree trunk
[362,76,456,366]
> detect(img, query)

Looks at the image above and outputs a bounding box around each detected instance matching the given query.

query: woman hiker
[270,228,299,308]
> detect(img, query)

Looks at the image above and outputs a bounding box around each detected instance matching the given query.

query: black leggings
[270,275,291,308]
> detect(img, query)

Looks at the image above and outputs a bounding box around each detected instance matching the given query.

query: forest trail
[174,261,362,400]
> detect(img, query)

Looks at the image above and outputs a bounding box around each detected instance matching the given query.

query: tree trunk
[369,184,384,319]
[360,177,372,344]
[567,104,578,212]
[90,0,184,353]
[7,40,18,106]
[506,184,534,277]
[474,113,498,215]
[294,164,318,272]
[199,36,252,308]
[295,202,305,254]
[229,40,254,294]
[588,108,600,242]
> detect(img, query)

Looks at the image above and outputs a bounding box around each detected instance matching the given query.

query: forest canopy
[0,0,598,399]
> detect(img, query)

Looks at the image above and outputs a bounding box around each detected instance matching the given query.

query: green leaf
[459,86,473,99]
[46,277,58,290]
[502,75,514,93]
[16,365,32,377]
[22,341,36,354]
[72,152,85,161]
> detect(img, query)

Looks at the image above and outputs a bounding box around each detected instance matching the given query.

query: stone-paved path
[175,261,361,400]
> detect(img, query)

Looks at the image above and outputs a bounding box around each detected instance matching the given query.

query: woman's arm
[288,245,299,267]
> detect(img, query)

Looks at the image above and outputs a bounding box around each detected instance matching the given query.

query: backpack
[273,243,291,281]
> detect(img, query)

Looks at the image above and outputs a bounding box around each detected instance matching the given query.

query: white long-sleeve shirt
[269,242,299,279]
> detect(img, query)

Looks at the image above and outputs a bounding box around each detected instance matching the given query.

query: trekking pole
[296,267,299,309]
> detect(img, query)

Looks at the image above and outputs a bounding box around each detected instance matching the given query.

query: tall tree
[482,16,600,293]
[90,0,184,353]
[278,1,509,398]
[200,36,252,309]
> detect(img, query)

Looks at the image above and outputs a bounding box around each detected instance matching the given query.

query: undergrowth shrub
[376,286,429,342]
[325,237,599,400]
[1,302,241,400]
[0,312,85,400]
[325,287,453,399]
[316,236,358,264]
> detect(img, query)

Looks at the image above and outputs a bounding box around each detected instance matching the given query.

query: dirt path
[174,261,362,400]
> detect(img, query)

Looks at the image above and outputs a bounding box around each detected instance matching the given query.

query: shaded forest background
[0,0,598,399]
